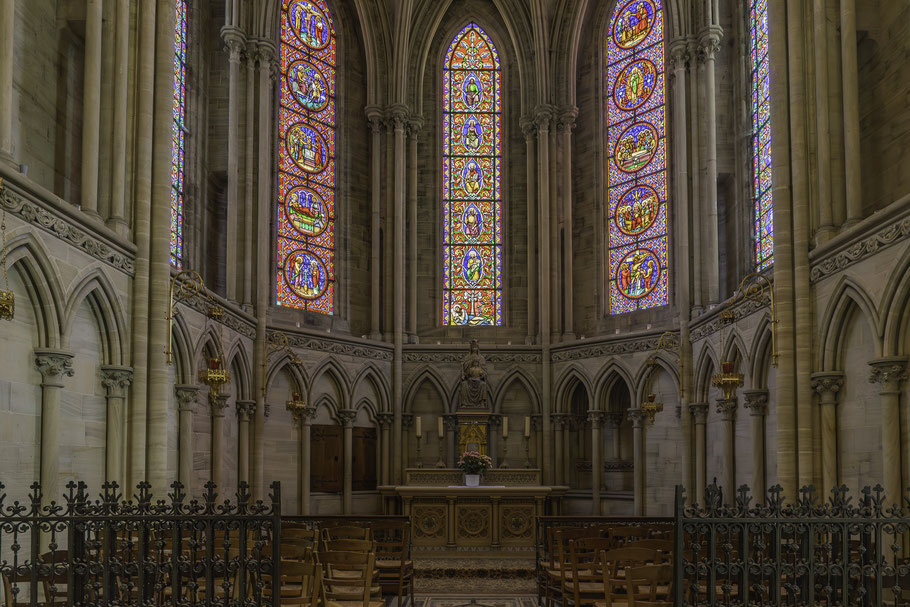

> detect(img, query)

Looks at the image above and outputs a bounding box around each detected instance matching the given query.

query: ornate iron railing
[675,481,910,606]
[0,480,281,606]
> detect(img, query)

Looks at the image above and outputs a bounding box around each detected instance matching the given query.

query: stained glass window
[170,0,187,268]
[442,23,502,326]
[751,0,773,269]
[606,0,668,314]
[277,0,336,313]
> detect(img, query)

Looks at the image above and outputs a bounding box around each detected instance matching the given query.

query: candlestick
[524,416,531,438]
[415,415,422,438]
[502,417,509,439]
[415,434,423,468]
[437,416,444,439]
[500,434,509,468]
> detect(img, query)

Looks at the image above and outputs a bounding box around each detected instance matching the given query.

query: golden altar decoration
[457,412,489,455]
[380,468,566,552]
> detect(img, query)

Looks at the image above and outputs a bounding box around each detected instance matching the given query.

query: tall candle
[524,416,531,438]
[415,416,422,438]
[502,417,509,438]
[437,416,444,438]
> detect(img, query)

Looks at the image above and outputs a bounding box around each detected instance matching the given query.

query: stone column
[520,117,538,339]
[810,373,842,497]
[107,0,130,234]
[407,117,422,337]
[690,402,709,504]
[531,415,543,470]
[0,0,14,165]
[377,412,393,485]
[80,0,103,219]
[687,36,703,311]
[698,28,722,303]
[840,0,862,225]
[175,385,199,491]
[716,399,737,499]
[35,350,74,505]
[535,106,554,485]
[743,390,769,500]
[444,414,459,468]
[401,414,413,476]
[339,409,357,514]
[869,358,908,506]
[210,394,230,487]
[236,400,255,484]
[563,417,572,487]
[222,27,246,301]
[242,42,257,308]
[812,0,835,241]
[300,405,316,514]
[391,106,408,486]
[588,411,605,514]
[552,413,567,485]
[605,413,623,462]
[100,366,132,488]
[366,107,383,339]
[628,408,647,516]
[557,107,577,338]
[488,414,502,467]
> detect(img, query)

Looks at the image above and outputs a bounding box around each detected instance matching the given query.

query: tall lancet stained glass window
[751,0,773,269]
[277,0,336,313]
[170,0,187,268]
[443,23,502,326]
[606,0,668,314]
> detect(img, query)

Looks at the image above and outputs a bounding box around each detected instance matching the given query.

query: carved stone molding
[210,394,230,417]
[402,413,414,430]
[811,215,910,282]
[689,294,771,343]
[603,412,624,428]
[338,408,357,427]
[742,389,769,416]
[668,38,689,70]
[604,460,633,471]
[404,351,539,363]
[180,296,256,339]
[530,414,542,432]
[519,115,536,140]
[689,402,709,424]
[286,334,392,361]
[533,105,554,131]
[34,349,74,386]
[811,372,844,404]
[716,398,737,422]
[551,334,670,362]
[556,106,577,133]
[550,413,570,429]
[236,400,256,420]
[175,384,200,413]
[376,411,393,429]
[443,414,459,432]
[587,410,606,428]
[868,357,909,394]
[100,365,133,397]
[2,187,134,275]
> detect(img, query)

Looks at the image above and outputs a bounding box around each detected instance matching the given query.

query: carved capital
[533,105,554,131]
[401,413,414,430]
[550,412,570,429]
[365,104,384,134]
[603,412,624,429]
[100,365,132,397]
[338,408,357,428]
[587,409,606,428]
[236,400,256,421]
[869,358,909,394]
[443,414,459,432]
[376,411,394,429]
[519,115,536,140]
[668,38,689,70]
[811,372,844,404]
[386,104,410,131]
[488,413,502,429]
[689,402,709,425]
[627,408,647,428]
[698,25,723,61]
[210,394,230,417]
[175,384,200,413]
[221,26,247,62]
[556,106,578,133]
[716,398,737,422]
[407,115,424,139]
[742,389,769,416]
[34,349,74,386]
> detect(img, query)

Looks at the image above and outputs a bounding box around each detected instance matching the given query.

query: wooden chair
[321,526,371,542]
[609,526,646,547]
[371,520,414,607]
[281,539,314,561]
[623,540,673,563]
[319,550,383,607]
[276,560,325,606]
[564,537,614,607]
[283,528,319,542]
[544,527,608,607]
[2,569,43,607]
[626,564,672,607]
[596,548,660,607]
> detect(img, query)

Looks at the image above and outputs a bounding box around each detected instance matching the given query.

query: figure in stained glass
[462,160,483,196]
[615,122,658,172]
[463,74,482,107]
[288,61,328,110]
[751,0,773,269]
[463,205,483,238]
[463,117,482,151]
[287,124,327,173]
[290,0,329,49]
[286,187,327,236]
[615,185,658,235]
[614,0,656,48]
[170,0,187,268]
[615,59,657,110]
[617,249,661,299]
[287,251,327,299]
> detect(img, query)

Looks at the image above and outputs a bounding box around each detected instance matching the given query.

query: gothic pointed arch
[277,0,337,314]
[605,0,669,314]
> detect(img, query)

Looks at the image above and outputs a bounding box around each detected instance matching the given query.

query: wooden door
[352,427,378,491]
[310,425,342,492]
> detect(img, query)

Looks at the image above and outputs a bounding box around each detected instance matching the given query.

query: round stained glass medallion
[285,186,328,237]
[613,59,657,111]
[285,249,328,299]
[288,0,330,50]
[287,60,329,111]
[612,0,657,49]
[614,121,658,173]
[615,248,661,300]
[286,123,328,173]
[614,185,659,236]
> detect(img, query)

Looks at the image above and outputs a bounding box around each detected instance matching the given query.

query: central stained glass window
[276,0,336,313]
[170,0,187,268]
[442,23,502,326]
[606,0,669,314]
[751,0,773,270]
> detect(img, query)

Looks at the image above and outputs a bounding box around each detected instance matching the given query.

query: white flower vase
[465,474,480,487]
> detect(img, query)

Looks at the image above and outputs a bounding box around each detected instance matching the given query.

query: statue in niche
[459,339,488,409]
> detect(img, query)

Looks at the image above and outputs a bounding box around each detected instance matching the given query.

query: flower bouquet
[457,451,493,487]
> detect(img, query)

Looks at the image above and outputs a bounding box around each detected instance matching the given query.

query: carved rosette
[456,504,491,543]
[500,505,534,541]
[100,366,133,398]
[34,349,74,387]
[412,504,447,542]
[742,389,769,417]
[689,402,709,425]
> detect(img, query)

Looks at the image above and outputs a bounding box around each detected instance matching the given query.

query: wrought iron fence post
[170,482,185,604]
[237,482,250,602]
[203,481,216,602]
[28,482,40,607]
[135,482,151,605]
[271,481,281,607]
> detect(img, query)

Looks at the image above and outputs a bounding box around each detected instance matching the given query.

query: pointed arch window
[277,0,336,313]
[605,0,668,314]
[442,23,502,326]
[751,0,773,269]
[170,0,188,268]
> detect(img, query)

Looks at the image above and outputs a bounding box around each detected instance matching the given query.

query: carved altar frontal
[381,468,565,554]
